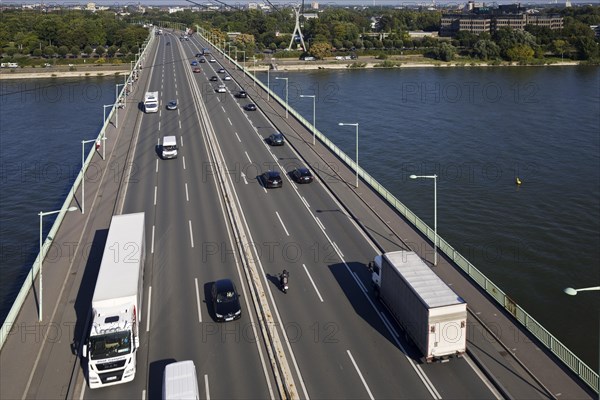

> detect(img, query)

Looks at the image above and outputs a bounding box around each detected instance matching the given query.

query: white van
[162,136,178,159]
[163,360,199,400]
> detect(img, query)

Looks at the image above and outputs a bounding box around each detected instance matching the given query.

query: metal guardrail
[0,31,156,350]
[200,31,599,394]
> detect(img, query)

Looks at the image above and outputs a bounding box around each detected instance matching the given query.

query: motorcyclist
[280,269,289,291]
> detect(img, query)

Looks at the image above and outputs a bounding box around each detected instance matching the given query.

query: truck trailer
[371,251,467,362]
[83,212,146,388]
[144,91,159,113]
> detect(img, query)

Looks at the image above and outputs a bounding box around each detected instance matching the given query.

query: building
[441,9,563,36]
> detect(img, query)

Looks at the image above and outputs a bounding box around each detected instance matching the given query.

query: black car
[235,91,248,98]
[291,167,313,184]
[244,103,257,111]
[166,100,177,110]
[211,279,242,322]
[217,68,226,73]
[195,53,202,57]
[267,132,284,146]
[210,76,218,81]
[261,170,283,188]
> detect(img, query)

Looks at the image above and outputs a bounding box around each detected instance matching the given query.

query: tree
[309,41,333,59]
[95,46,105,57]
[473,39,500,60]
[43,45,57,58]
[429,42,456,61]
[107,45,118,57]
[505,44,534,62]
[70,45,80,57]
[551,39,569,60]
[58,45,69,58]
[83,45,93,56]
[574,37,599,60]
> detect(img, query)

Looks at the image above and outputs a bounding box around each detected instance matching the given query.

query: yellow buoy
[516,177,522,185]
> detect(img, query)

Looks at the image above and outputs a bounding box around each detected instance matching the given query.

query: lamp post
[253,56,257,87]
[300,94,316,145]
[228,43,232,64]
[115,83,125,128]
[81,139,97,214]
[38,206,78,321]
[564,286,600,295]
[338,122,359,188]
[102,104,113,160]
[267,67,270,101]
[276,77,289,118]
[240,50,246,76]
[409,174,438,266]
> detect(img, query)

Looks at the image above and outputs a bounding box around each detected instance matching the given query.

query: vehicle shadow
[203,282,215,322]
[327,261,423,362]
[147,358,177,400]
[71,228,108,384]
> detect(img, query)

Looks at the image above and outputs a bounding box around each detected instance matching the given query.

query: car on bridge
[210,76,218,81]
[216,84,227,93]
[261,170,283,188]
[211,279,242,322]
[191,60,198,66]
[290,167,313,184]
[244,103,257,111]
[267,132,284,146]
[209,58,216,63]
[235,90,248,98]
[166,100,178,110]
[195,53,202,57]
[218,68,226,73]
[199,58,206,63]
[193,67,201,73]
[224,75,232,81]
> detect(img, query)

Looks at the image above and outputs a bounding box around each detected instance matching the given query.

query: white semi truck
[83,212,146,388]
[371,251,467,362]
[144,91,159,113]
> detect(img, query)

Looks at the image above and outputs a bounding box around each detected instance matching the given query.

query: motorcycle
[280,270,289,294]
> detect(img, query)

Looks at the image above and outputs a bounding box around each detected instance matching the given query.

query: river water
[1,66,599,370]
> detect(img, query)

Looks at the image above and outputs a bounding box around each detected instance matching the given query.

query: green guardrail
[199,28,599,394]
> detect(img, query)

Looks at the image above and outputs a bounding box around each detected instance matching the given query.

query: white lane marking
[156,159,159,173]
[153,186,157,206]
[78,382,85,400]
[151,225,155,254]
[204,375,210,400]
[158,121,161,131]
[221,106,226,113]
[234,131,241,142]
[245,151,252,163]
[464,354,503,399]
[142,389,146,400]
[188,220,194,248]
[240,172,248,185]
[146,286,152,332]
[347,350,374,400]
[380,312,399,338]
[180,135,184,147]
[303,264,324,302]
[352,271,368,294]
[185,183,190,202]
[195,278,202,323]
[332,242,344,258]
[227,117,232,126]
[182,155,186,170]
[300,196,310,209]
[315,217,325,231]
[271,152,277,161]
[275,211,289,236]
[157,137,160,145]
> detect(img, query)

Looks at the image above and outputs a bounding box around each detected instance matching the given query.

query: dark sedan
[291,167,313,184]
[211,279,242,322]
[261,170,283,188]
[210,76,218,81]
[235,91,248,98]
[244,103,257,111]
[267,132,284,146]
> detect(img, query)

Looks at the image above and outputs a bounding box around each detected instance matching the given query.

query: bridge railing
[200,31,599,394]
[0,30,156,350]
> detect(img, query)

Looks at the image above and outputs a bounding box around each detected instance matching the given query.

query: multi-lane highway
[1,28,595,400]
[78,31,503,399]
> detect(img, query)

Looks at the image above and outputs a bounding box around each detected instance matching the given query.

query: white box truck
[371,251,467,362]
[144,91,159,113]
[83,212,146,388]
[163,360,200,399]
[161,136,178,159]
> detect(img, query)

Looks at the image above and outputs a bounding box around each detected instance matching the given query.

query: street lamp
[102,104,114,160]
[38,206,78,321]
[338,122,359,188]
[564,286,600,296]
[409,174,438,266]
[81,139,97,214]
[276,77,289,118]
[267,67,270,101]
[300,94,316,145]
[115,83,125,128]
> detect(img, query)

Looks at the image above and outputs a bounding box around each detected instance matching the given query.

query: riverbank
[0,58,581,79]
